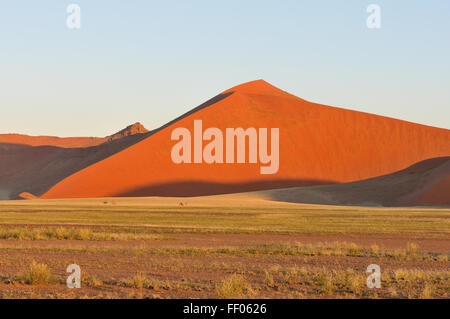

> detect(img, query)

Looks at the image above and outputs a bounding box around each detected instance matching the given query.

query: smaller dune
[0,123,151,200]
[249,157,450,207]
[401,161,450,206]
[0,122,148,148]
[0,134,106,148]
[17,192,38,200]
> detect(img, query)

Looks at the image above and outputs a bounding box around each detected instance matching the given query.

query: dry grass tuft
[82,275,102,287]
[263,270,274,287]
[131,273,147,289]
[420,285,433,299]
[215,274,253,299]
[406,242,419,256]
[370,244,380,256]
[23,261,51,285]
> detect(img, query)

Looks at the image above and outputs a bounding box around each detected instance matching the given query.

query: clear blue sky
[1,0,449,136]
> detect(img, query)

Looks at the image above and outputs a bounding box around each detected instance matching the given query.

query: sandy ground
[0,233,448,299]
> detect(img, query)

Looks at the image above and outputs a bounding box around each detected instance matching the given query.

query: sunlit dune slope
[41,80,450,200]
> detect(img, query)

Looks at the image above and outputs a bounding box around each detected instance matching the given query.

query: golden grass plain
[0,195,448,299]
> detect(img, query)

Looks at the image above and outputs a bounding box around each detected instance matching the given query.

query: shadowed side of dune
[414,176,450,206]
[253,157,450,207]
[397,158,450,206]
[148,91,234,136]
[115,179,336,197]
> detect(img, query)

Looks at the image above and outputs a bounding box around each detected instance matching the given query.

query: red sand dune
[40,80,450,203]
